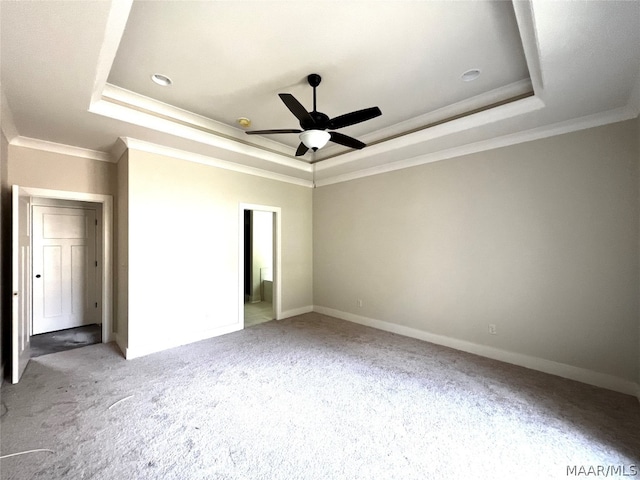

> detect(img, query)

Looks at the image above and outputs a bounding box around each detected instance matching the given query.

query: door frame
[15,186,114,343]
[238,203,281,327]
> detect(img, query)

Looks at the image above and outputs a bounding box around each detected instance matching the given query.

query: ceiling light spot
[237,117,251,128]
[461,69,481,82]
[151,74,172,86]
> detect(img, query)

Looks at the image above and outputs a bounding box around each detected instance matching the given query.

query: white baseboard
[314,305,640,397]
[125,323,243,360]
[279,305,314,320]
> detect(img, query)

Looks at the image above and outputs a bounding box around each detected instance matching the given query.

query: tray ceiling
[1,1,639,186]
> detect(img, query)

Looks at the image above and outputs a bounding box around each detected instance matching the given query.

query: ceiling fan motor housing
[302,111,329,130]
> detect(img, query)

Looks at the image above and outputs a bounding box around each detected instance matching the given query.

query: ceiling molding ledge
[90,97,308,173]
[89,0,134,106]
[512,0,545,94]
[316,78,534,160]
[1,86,19,142]
[121,137,314,188]
[626,69,640,118]
[110,137,128,163]
[314,105,638,188]
[316,94,545,171]
[10,136,114,163]
[101,84,296,158]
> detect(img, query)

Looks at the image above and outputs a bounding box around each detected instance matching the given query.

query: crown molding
[627,69,640,118]
[121,137,313,188]
[101,84,297,159]
[314,105,637,187]
[90,0,133,105]
[10,136,114,163]
[315,94,545,173]
[513,0,544,94]
[1,87,19,142]
[316,79,534,160]
[90,96,309,173]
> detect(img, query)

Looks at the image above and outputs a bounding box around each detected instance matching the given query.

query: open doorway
[10,185,113,383]
[30,198,103,356]
[239,204,281,328]
[244,209,274,327]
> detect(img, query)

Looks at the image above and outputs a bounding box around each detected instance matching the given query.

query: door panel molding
[33,206,97,334]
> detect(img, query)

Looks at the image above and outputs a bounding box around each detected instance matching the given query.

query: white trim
[279,305,314,319]
[90,98,310,173]
[239,204,282,327]
[513,0,545,94]
[125,323,242,360]
[123,137,313,188]
[10,137,114,163]
[314,78,532,159]
[626,69,640,117]
[315,96,545,170]
[313,305,639,397]
[314,105,638,187]
[1,87,19,142]
[89,1,134,105]
[103,84,296,158]
[111,137,127,163]
[16,186,114,344]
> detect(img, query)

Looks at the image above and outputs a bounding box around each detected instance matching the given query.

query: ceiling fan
[246,74,382,157]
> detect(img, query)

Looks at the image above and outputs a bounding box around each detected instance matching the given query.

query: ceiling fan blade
[329,131,366,150]
[295,142,309,156]
[246,129,302,135]
[279,93,314,125]
[328,107,382,130]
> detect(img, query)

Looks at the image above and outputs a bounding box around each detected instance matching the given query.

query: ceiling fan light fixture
[300,130,330,151]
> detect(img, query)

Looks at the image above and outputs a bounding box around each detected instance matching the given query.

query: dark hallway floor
[30,324,102,357]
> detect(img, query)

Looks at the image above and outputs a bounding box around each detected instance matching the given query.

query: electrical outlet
[357,299,363,308]
[488,324,497,335]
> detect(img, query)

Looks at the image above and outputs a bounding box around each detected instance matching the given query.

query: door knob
[35,274,41,278]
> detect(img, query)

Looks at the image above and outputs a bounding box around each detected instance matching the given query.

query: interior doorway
[239,204,281,328]
[10,185,113,384]
[30,199,102,355]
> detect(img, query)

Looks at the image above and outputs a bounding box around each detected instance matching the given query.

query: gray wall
[314,119,639,382]
[8,145,117,196]
[119,148,313,356]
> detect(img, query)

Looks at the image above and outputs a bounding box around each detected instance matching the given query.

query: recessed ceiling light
[237,117,251,128]
[461,69,481,82]
[151,73,172,86]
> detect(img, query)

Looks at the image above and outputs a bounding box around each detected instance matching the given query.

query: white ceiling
[1,1,639,187]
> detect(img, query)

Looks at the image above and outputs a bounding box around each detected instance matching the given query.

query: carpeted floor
[1,313,638,479]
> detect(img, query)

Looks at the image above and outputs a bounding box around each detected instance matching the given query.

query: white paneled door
[12,186,31,383]
[32,206,98,334]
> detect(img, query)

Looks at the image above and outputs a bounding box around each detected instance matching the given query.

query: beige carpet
[1,313,638,479]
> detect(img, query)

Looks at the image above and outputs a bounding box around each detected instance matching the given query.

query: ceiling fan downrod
[308,73,321,113]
